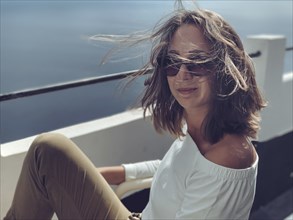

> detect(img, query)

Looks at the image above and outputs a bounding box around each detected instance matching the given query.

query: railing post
[245,35,286,93]
[244,35,290,141]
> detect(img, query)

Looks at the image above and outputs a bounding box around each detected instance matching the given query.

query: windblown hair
[133,9,267,143]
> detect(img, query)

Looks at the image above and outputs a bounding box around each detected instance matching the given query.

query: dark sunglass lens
[165,65,178,76]
[163,57,179,76]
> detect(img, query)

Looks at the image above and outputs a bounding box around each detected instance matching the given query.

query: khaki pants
[4,133,131,220]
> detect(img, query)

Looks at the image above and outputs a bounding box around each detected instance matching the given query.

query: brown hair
[134,9,266,143]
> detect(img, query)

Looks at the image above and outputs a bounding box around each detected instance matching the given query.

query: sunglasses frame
[160,56,215,77]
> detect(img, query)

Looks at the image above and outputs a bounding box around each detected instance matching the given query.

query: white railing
[244,35,292,141]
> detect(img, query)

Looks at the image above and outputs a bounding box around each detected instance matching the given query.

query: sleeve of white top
[122,160,161,181]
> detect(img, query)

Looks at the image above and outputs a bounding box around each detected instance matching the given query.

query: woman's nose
[175,64,192,81]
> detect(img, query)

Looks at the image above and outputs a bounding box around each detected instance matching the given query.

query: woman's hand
[97,166,126,185]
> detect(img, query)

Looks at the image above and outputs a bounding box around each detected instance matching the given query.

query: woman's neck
[184,108,212,154]
[184,107,207,133]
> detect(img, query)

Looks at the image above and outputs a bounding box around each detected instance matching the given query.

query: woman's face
[166,24,214,114]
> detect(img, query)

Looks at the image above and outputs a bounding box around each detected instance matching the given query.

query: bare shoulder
[204,134,257,169]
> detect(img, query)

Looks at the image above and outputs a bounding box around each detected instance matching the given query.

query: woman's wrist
[97,166,125,185]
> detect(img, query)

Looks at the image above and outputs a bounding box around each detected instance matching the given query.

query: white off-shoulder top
[123,133,258,219]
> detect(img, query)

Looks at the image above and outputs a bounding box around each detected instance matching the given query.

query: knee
[28,133,73,160]
[31,133,68,148]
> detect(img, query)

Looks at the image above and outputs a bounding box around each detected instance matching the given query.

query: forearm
[123,159,161,181]
[97,160,161,185]
[97,166,125,185]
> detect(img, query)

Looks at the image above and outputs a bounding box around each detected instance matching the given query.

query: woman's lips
[177,87,197,96]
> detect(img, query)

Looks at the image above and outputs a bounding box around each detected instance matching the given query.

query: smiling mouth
[177,88,197,95]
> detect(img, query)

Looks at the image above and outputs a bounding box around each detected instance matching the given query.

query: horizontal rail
[249,50,261,58]
[1,47,292,102]
[0,69,147,102]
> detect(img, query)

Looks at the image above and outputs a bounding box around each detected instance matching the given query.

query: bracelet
[128,212,142,220]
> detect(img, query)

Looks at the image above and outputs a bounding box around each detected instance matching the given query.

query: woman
[4,8,266,220]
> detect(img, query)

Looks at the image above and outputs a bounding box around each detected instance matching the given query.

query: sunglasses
[161,56,214,77]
